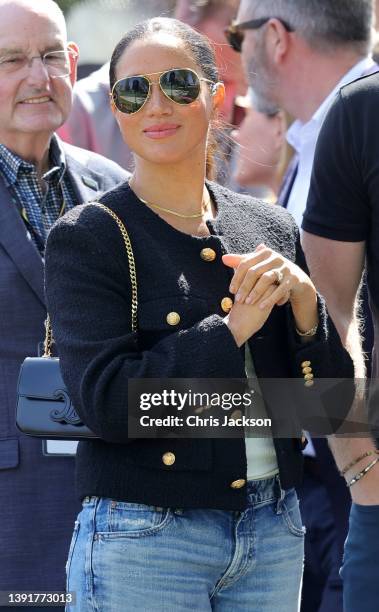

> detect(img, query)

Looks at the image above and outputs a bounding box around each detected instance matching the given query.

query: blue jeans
[341,503,379,612]
[66,476,304,611]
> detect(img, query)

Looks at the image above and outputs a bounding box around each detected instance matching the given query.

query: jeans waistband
[82,476,287,510]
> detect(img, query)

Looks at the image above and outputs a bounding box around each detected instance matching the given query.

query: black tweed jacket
[44,180,353,510]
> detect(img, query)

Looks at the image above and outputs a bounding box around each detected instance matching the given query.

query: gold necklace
[131,183,211,219]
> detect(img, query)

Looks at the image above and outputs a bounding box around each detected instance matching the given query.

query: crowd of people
[1,0,379,611]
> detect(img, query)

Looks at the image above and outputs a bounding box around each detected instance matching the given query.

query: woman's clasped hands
[222,244,318,347]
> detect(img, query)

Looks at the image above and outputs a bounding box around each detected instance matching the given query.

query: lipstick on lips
[143,124,180,139]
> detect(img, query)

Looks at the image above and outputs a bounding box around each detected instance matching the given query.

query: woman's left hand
[222,244,316,311]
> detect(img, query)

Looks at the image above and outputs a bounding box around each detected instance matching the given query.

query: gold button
[230,478,246,489]
[304,380,314,388]
[230,409,243,421]
[304,373,314,381]
[166,312,180,326]
[162,452,176,466]
[301,360,311,368]
[221,297,233,313]
[302,366,312,374]
[200,248,216,262]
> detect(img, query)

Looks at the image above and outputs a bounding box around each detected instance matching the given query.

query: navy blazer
[0,140,128,600]
[45,181,354,511]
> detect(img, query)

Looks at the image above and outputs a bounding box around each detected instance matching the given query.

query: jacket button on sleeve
[301,361,314,386]
[221,297,233,313]
[304,370,314,387]
[162,452,176,466]
[230,478,246,489]
[200,248,216,262]
[166,312,181,326]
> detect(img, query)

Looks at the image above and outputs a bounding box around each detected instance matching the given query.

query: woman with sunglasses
[45,17,353,612]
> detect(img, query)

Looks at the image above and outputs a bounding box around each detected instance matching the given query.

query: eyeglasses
[0,49,78,78]
[225,18,295,53]
[111,68,215,115]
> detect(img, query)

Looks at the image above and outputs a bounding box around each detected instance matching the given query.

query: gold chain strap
[43,203,138,358]
[43,315,54,358]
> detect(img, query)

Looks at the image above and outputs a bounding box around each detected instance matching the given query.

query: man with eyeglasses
[230,1,377,611]
[0,1,128,610]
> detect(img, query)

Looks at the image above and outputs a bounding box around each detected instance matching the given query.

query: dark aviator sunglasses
[225,17,295,53]
[111,68,217,115]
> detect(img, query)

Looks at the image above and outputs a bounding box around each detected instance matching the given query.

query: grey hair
[247,0,374,54]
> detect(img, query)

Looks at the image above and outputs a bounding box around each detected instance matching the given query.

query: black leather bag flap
[18,357,67,400]
[16,357,98,439]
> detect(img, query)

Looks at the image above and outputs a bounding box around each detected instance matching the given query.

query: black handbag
[16,203,138,440]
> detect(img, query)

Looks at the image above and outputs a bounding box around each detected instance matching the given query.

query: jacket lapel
[65,155,105,204]
[0,179,45,304]
[0,152,106,306]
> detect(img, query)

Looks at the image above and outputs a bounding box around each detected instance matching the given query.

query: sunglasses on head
[111,67,216,115]
[224,17,295,53]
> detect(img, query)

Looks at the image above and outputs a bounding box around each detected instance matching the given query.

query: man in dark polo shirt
[303,71,379,612]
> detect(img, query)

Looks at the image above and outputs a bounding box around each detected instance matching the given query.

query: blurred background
[57,0,176,76]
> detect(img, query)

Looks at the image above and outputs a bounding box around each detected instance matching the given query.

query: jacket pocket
[127,438,213,473]
[138,295,209,332]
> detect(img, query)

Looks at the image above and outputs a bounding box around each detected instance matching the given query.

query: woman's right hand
[224,285,277,347]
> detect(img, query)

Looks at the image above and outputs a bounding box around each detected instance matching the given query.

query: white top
[244,344,279,480]
[286,56,377,227]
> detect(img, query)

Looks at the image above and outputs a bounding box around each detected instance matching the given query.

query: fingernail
[236,292,242,302]
[259,301,267,310]
[229,284,235,294]
[245,296,252,304]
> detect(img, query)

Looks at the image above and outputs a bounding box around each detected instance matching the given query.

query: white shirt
[286,56,377,227]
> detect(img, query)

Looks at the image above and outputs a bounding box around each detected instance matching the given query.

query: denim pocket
[281,489,306,537]
[97,500,173,539]
[65,519,80,581]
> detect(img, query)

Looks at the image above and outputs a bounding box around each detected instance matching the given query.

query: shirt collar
[44,134,66,183]
[0,133,67,186]
[287,56,377,152]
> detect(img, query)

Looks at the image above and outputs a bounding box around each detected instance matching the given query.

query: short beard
[246,50,280,116]
[250,88,280,115]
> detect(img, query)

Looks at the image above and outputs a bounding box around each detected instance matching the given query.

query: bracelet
[340,450,379,476]
[295,323,318,337]
[347,457,379,488]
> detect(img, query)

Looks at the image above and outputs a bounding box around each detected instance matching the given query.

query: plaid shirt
[0,135,76,255]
